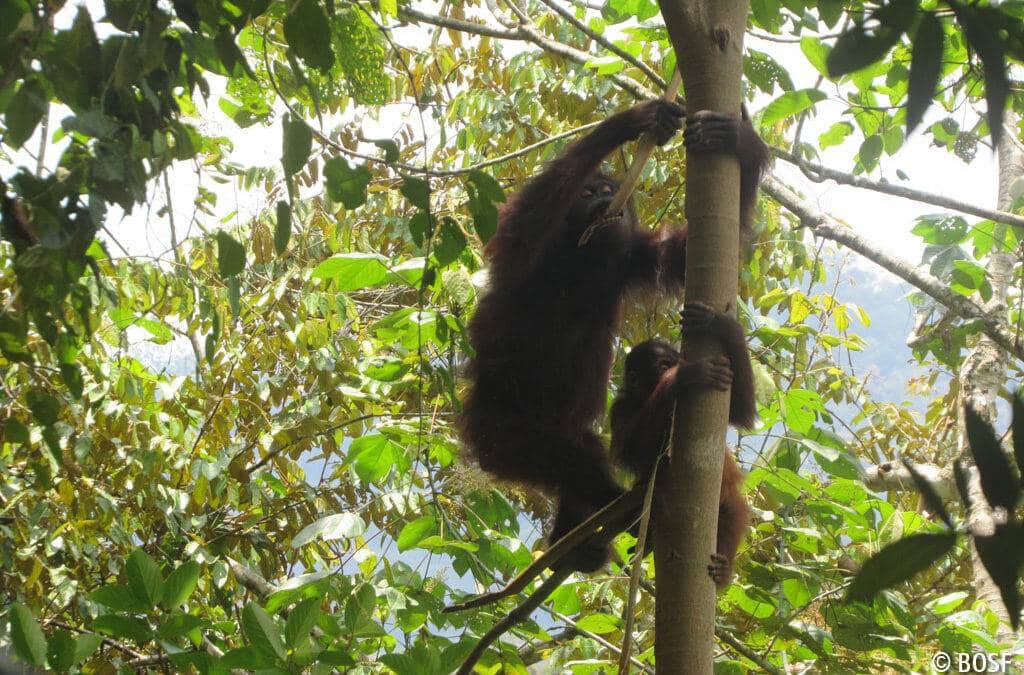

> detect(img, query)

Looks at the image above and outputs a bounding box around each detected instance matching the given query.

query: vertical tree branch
[960,113,1023,640]
[652,0,750,671]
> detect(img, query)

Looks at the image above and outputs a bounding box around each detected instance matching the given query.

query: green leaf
[126,548,164,609]
[103,0,141,31]
[819,121,853,149]
[858,135,883,171]
[372,138,399,162]
[312,252,389,291]
[845,532,956,602]
[334,9,389,104]
[281,113,313,177]
[467,180,499,244]
[760,89,826,126]
[90,584,146,612]
[274,201,291,255]
[3,418,30,444]
[965,406,1021,512]
[221,646,274,669]
[348,433,405,483]
[216,231,246,278]
[26,389,60,426]
[324,157,371,209]
[0,0,30,43]
[400,175,431,211]
[906,13,944,135]
[974,524,1024,630]
[47,630,79,672]
[574,613,620,634]
[468,170,505,203]
[800,37,830,78]
[283,0,334,72]
[397,515,437,552]
[292,512,367,548]
[911,215,969,245]
[4,78,47,148]
[827,1,917,77]
[162,561,201,609]
[241,603,287,660]
[434,217,467,266]
[156,612,205,639]
[284,597,322,647]
[9,604,47,667]
[92,615,153,646]
[227,276,241,319]
[72,634,102,665]
[58,363,83,399]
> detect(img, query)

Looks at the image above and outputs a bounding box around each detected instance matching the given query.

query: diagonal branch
[762,174,1024,361]
[534,0,666,87]
[398,5,655,99]
[772,147,1024,230]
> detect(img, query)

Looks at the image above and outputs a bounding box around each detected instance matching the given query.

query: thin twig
[617,453,660,674]
[455,571,569,674]
[444,488,642,612]
[534,0,665,87]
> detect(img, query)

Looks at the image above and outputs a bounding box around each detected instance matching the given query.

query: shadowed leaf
[846,532,956,602]
[974,523,1024,630]
[951,4,1008,145]
[283,0,334,72]
[902,459,952,528]
[907,13,944,134]
[965,405,1021,512]
[274,201,291,255]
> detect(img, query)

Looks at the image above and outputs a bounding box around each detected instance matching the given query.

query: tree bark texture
[652,1,751,672]
[960,116,1024,639]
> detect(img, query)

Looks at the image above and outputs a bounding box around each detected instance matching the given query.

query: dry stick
[616,447,666,675]
[455,570,570,675]
[578,69,684,246]
[445,488,643,612]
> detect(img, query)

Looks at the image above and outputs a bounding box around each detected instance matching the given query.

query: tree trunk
[960,115,1024,640]
[652,1,751,672]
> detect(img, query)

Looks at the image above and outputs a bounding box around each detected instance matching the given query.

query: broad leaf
[846,532,956,602]
[283,0,334,72]
[274,201,291,255]
[965,406,1021,512]
[281,113,313,177]
[126,548,164,609]
[292,512,367,548]
[216,231,246,278]
[311,252,389,291]
[760,89,826,126]
[162,561,201,609]
[284,597,322,647]
[906,13,944,134]
[242,603,286,660]
[324,157,371,209]
[4,79,46,148]
[9,604,46,667]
